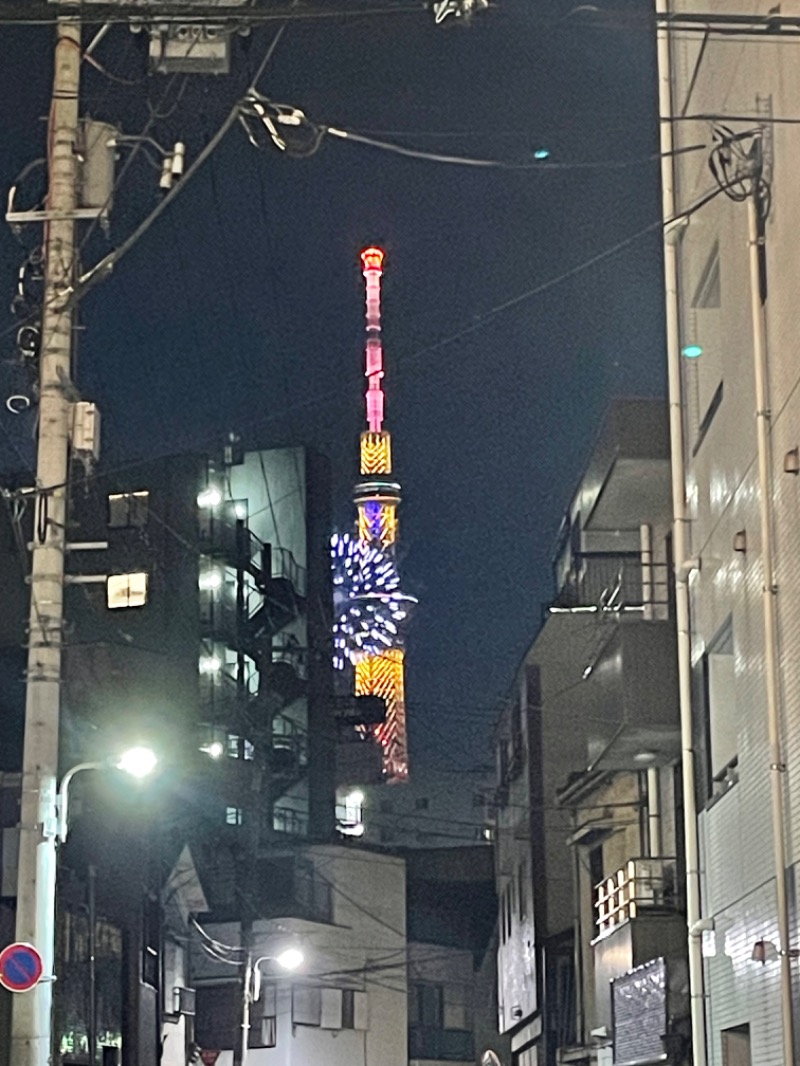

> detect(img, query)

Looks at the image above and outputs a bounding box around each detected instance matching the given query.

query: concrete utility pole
[11,15,81,1066]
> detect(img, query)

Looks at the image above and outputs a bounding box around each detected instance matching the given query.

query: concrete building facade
[665,7,800,1066]
[492,400,686,1066]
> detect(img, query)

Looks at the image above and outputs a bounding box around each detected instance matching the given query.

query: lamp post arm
[57,761,104,843]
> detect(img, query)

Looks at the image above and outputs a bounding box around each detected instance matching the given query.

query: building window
[704,618,738,799]
[108,490,149,529]
[225,806,243,826]
[107,572,148,610]
[409,983,443,1028]
[415,797,429,810]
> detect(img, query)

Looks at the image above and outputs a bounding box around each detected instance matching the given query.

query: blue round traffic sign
[0,942,43,993]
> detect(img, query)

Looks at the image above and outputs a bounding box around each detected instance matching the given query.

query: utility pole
[11,15,81,1066]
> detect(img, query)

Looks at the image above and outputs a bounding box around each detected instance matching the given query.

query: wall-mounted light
[733,530,748,553]
[682,344,704,359]
[751,938,800,964]
[784,448,800,475]
[197,486,222,508]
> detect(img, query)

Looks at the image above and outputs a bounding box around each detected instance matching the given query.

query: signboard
[612,956,668,1066]
[199,1051,220,1066]
[0,942,44,993]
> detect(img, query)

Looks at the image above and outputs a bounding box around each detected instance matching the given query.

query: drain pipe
[746,162,795,1066]
[655,6,707,1066]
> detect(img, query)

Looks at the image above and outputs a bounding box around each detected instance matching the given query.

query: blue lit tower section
[352,249,409,784]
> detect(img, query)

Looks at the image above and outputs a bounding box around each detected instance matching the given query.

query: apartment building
[0,441,342,1066]
[663,7,800,1066]
[492,400,685,1066]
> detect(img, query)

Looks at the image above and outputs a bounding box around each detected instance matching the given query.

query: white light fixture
[197,487,222,508]
[198,570,223,591]
[116,746,158,779]
[276,947,304,971]
[202,740,224,759]
[633,751,658,764]
[199,655,222,675]
[346,789,365,806]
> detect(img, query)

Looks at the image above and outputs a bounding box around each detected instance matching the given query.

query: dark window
[249,1017,277,1049]
[703,617,738,802]
[342,988,356,1030]
[195,984,240,1049]
[409,982,443,1028]
[108,491,149,529]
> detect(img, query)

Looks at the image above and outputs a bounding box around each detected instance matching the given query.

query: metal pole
[11,15,81,1066]
[746,177,795,1066]
[654,5,708,1065]
[88,864,97,1066]
[238,952,253,1066]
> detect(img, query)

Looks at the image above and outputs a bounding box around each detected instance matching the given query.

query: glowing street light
[242,945,306,1064]
[57,746,158,843]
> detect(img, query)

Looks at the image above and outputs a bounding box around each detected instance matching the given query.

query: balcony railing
[552,553,670,614]
[594,857,679,938]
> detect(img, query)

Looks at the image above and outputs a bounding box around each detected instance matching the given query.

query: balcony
[550,553,670,617]
[591,857,687,1033]
[594,857,680,940]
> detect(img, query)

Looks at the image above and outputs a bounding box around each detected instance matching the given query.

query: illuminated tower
[353,246,409,782]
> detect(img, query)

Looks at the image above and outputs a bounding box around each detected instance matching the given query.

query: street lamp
[57,745,158,843]
[241,945,305,1064]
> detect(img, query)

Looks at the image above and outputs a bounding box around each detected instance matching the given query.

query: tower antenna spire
[353,246,410,781]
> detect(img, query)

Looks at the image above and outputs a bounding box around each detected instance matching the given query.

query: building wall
[193,844,407,1066]
[670,9,800,1066]
[348,769,491,849]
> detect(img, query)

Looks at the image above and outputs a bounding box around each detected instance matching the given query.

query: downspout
[654,6,708,1066]
[746,158,794,1066]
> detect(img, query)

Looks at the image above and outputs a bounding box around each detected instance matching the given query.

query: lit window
[108,491,149,529]
[199,655,222,675]
[243,740,255,761]
[107,572,148,610]
[227,734,241,758]
[225,807,243,826]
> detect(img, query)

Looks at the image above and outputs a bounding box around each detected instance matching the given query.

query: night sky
[0,2,666,772]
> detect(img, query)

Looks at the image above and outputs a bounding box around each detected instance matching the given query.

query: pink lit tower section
[353,246,409,781]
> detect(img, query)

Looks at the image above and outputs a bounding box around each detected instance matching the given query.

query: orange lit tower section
[354,246,408,781]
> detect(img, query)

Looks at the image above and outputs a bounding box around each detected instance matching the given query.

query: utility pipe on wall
[647,767,662,859]
[654,5,708,1065]
[641,523,654,621]
[746,164,795,1066]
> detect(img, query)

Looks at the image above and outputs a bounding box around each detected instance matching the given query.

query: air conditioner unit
[173,987,196,1016]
